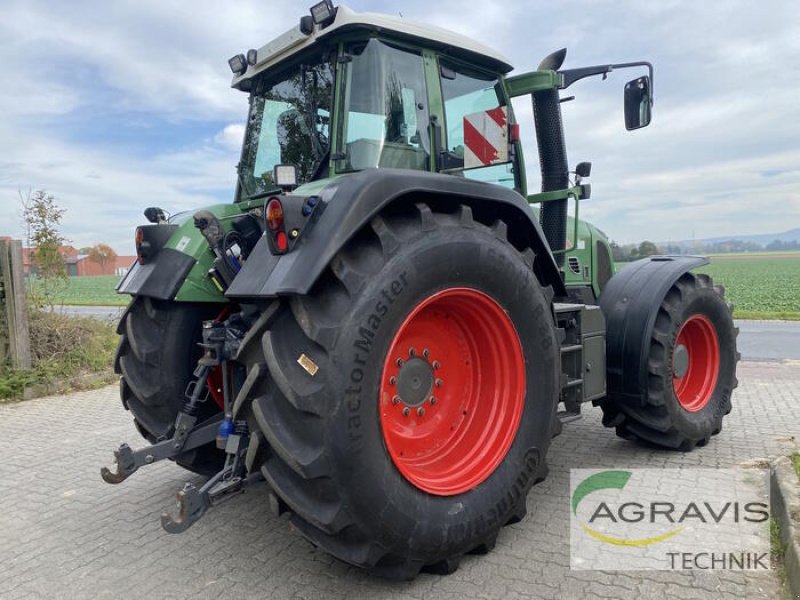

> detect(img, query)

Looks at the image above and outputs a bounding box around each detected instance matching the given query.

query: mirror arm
[560,61,654,104]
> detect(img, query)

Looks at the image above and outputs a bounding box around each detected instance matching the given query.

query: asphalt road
[60,305,800,362]
[1,361,797,599]
[735,320,800,361]
[58,305,125,320]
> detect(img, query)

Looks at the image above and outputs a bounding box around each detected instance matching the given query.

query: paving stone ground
[1,361,798,600]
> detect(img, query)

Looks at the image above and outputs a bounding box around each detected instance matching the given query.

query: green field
[26,251,800,319]
[27,275,128,306]
[695,252,800,320]
[618,251,800,320]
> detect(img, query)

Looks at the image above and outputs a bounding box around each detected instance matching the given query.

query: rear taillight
[275,230,288,252]
[266,197,284,231]
[132,223,177,265]
[266,197,288,254]
[135,227,145,264]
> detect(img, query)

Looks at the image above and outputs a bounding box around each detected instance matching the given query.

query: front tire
[240,203,561,578]
[598,272,739,450]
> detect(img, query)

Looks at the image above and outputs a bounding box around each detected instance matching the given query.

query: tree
[637,240,660,258]
[21,190,68,308]
[610,241,628,262]
[88,244,117,273]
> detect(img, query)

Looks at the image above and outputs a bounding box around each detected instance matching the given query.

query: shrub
[0,308,117,400]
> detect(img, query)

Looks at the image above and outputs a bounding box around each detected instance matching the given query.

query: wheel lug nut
[435,378,443,388]
[429,397,436,405]
[409,347,416,357]
[402,407,410,416]
[392,395,400,405]
[389,376,397,385]
[396,358,404,367]
[417,407,425,416]
[423,348,430,358]
[432,361,441,370]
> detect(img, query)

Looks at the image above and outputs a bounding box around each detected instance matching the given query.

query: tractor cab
[229,3,520,200]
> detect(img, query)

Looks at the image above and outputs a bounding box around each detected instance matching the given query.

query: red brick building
[21,245,135,277]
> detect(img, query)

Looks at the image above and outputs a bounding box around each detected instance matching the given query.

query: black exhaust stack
[532,49,569,267]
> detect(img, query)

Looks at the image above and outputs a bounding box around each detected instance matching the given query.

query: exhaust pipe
[532,49,569,267]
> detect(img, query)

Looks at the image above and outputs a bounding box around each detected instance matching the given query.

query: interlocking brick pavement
[1,361,798,599]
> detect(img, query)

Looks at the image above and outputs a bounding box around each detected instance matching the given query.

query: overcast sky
[1,0,798,253]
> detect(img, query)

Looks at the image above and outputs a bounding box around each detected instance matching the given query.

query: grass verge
[0,308,118,401]
[792,453,800,480]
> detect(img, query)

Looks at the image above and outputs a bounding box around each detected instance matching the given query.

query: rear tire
[598,272,739,450]
[115,297,225,475]
[239,203,561,579]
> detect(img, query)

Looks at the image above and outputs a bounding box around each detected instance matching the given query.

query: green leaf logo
[572,470,683,546]
[572,470,632,515]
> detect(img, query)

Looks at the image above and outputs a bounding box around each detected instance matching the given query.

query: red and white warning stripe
[463,106,508,169]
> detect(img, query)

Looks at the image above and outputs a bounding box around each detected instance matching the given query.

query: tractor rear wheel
[115,297,225,475]
[239,203,560,579]
[598,272,738,450]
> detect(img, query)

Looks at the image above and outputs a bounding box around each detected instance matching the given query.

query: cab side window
[339,39,430,172]
[440,60,515,189]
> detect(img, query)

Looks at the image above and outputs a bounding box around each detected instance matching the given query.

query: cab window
[440,60,515,189]
[337,39,430,172]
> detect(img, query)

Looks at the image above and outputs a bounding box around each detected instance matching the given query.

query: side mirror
[624,76,652,130]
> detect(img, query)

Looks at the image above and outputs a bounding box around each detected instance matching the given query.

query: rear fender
[598,255,709,403]
[225,169,566,298]
[117,202,260,303]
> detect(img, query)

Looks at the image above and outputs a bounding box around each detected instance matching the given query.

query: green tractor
[103,2,738,579]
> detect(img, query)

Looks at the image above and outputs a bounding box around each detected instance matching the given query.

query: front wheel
[240,203,561,579]
[598,272,739,450]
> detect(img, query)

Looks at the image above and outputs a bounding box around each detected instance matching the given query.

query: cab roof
[231,5,513,90]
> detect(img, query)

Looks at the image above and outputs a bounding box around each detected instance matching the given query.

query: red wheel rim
[207,367,225,410]
[672,314,720,412]
[379,288,526,496]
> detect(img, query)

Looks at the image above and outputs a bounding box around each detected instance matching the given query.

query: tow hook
[103,312,265,533]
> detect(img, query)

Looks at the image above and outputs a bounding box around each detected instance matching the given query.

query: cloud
[214,124,246,152]
[0,0,798,252]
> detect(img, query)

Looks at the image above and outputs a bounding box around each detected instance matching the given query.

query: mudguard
[598,255,709,403]
[225,168,566,298]
[117,202,262,303]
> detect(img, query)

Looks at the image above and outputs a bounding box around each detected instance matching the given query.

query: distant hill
[661,228,800,250]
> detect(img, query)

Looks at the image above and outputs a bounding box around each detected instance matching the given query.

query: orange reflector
[266,197,284,231]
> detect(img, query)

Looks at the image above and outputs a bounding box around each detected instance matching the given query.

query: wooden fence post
[0,240,31,370]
